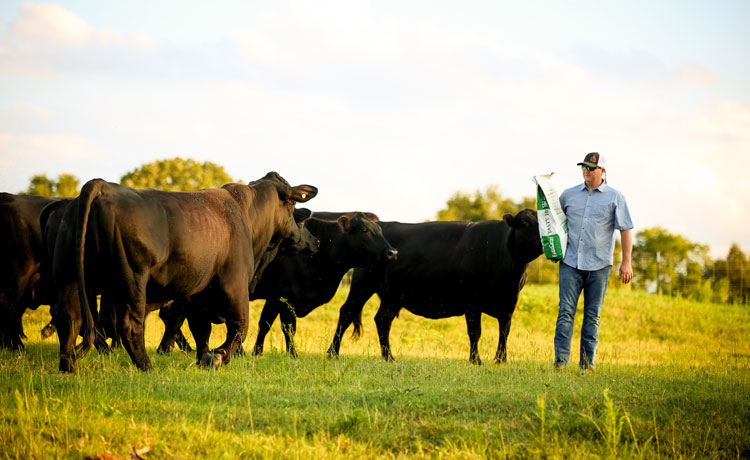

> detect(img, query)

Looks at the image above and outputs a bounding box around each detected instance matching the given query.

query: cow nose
[386,248,398,261]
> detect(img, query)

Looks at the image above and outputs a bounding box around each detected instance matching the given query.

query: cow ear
[503,213,515,226]
[337,216,352,232]
[289,185,318,203]
[294,208,313,223]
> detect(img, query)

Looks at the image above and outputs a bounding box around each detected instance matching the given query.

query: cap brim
[577,161,598,168]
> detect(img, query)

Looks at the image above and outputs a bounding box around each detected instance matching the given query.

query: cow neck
[507,226,538,272]
[232,182,283,264]
[306,219,351,270]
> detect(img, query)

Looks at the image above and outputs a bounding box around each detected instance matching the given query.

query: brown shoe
[554,365,566,371]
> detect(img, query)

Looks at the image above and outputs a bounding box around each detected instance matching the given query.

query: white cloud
[0,131,98,167]
[10,2,91,44]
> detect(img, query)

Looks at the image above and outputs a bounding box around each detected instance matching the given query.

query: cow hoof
[200,352,223,368]
[156,347,169,355]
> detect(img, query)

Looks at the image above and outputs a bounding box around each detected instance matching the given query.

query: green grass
[1,284,749,459]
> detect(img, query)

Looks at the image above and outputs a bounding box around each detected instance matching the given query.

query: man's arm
[619,228,633,284]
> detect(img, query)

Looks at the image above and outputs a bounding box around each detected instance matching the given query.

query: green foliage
[723,244,750,304]
[1,285,749,459]
[120,157,237,192]
[632,226,710,296]
[436,185,535,222]
[22,173,80,197]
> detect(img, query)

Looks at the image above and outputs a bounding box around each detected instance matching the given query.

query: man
[554,152,633,371]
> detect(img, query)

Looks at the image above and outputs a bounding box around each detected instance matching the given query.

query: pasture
[1,284,749,459]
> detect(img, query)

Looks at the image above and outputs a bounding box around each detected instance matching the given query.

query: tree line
[17,159,749,305]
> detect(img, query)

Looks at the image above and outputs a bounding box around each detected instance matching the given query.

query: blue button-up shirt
[560,182,633,271]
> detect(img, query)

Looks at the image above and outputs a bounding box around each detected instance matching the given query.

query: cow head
[249,172,318,253]
[338,212,398,265]
[503,208,543,264]
[280,208,320,255]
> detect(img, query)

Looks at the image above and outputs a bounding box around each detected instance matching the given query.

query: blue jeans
[554,262,612,369]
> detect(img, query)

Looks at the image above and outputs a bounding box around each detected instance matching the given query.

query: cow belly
[383,289,469,319]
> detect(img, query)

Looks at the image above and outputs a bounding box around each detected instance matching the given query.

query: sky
[1,1,748,258]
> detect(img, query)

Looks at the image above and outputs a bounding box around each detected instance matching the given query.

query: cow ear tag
[301,193,307,200]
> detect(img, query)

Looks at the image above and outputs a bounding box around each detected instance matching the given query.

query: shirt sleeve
[614,191,633,231]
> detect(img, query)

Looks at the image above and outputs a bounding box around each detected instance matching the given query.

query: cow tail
[75,179,104,354]
[351,311,363,340]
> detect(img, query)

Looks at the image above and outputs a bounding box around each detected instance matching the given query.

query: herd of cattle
[0,171,544,372]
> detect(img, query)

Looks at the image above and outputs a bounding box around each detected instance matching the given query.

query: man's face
[581,165,604,188]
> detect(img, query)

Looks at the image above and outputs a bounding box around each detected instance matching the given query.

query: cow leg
[465,311,482,365]
[40,305,57,339]
[279,306,298,358]
[374,304,398,362]
[1,306,26,351]
[186,311,212,365]
[217,290,250,366]
[97,295,120,351]
[93,301,112,354]
[174,330,193,352]
[253,300,280,356]
[116,302,152,371]
[0,313,12,349]
[326,278,375,357]
[56,285,82,373]
[157,304,187,354]
[200,286,248,368]
[41,318,57,339]
[17,307,27,340]
[494,313,513,363]
[13,306,26,348]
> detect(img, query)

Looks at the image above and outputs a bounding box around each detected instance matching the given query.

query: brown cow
[51,172,316,372]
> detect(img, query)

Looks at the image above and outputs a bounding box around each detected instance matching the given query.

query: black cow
[0,193,61,350]
[326,209,543,364]
[51,172,316,372]
[251,211,397,357]
[40,198,123,353]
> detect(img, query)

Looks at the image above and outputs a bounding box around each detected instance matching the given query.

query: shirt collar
[577,182,608,192]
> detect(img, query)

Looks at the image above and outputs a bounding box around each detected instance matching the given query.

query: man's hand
[619,261,633,284]
[619,229,633,284]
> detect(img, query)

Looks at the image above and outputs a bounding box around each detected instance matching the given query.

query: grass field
[1,284,749,459]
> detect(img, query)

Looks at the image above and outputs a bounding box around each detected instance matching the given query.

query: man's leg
[554,263,584,367]
[579,265,612,369]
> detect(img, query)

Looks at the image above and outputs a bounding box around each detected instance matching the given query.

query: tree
[632,227,710,297]
[725,244,749,304]
[55,173,81,197]
[22,173,80,197]
[436,186,535,222]
[120,157,237,192]
[24,174,55,196]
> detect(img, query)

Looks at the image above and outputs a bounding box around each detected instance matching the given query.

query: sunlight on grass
[1,284,749,459]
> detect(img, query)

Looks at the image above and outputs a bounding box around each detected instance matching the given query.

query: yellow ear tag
[301,193,307,200]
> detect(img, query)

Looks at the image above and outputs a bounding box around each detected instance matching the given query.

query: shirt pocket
[590,202,614,224]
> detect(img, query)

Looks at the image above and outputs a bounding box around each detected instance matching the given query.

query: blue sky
[1,1,748,258]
